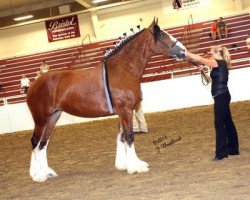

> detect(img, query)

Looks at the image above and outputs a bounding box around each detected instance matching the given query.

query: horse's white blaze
[30,141,57,182]
[125,143,149,174]
[176,41,186,50]
[168,33,176,43]
[115,132,127,170]
[167,32,186,51]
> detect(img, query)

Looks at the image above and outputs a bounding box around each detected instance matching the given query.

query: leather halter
[149,29,179,50]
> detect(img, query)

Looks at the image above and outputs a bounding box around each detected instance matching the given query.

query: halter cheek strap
[170,40,178,48]
[149,29,179,50]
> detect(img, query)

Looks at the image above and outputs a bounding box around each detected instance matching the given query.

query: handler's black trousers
[213,91,239,157]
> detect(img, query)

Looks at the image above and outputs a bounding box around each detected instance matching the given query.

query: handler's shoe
[228,150,239,156]
[213,154,228,161]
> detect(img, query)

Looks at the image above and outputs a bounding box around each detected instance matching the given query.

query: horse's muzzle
[169,40,186,61]
[170,49,186,61]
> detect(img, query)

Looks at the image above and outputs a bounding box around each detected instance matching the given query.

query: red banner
[45,15,81,42]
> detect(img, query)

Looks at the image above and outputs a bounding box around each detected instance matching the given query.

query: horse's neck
[108,31,154,81]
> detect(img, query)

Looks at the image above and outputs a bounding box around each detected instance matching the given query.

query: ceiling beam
[0,0,145,30]
[75,0,92,8]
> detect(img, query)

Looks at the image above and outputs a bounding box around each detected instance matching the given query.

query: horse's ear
[149,17,158,28]
[149,17,160,40]
[154,17,158,25]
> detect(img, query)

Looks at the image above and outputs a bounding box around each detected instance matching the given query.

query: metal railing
[82,34,91,45]
[0,94,26,105]
[62,34,92,69]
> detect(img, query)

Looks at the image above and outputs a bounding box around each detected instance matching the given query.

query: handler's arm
[186,51,218,68]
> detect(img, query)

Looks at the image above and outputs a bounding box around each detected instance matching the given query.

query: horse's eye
[160,32,164,37]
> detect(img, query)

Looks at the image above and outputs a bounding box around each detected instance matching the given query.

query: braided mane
[104,28,146,60]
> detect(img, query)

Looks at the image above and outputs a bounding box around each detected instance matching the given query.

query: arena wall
[0,0,249,59]
[0,67,249,134]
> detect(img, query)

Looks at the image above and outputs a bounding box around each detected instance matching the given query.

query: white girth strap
[103,64,114,114]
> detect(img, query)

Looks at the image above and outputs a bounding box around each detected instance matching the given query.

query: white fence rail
[1,67,250,134]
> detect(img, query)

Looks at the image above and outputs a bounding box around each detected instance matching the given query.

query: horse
[27,18,186,182]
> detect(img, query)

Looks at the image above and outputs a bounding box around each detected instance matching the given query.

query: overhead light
[92,0,109,4]
[13,15,34,21]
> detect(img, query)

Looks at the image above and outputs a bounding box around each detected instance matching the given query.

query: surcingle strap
[103,62,114,114]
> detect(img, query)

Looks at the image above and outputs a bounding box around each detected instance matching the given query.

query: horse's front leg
[115,109,149,174]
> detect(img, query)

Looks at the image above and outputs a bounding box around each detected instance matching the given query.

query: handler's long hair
[211,45,231,69]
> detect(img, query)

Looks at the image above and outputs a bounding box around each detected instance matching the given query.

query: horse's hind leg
[115,124,127,170]
[116,110,149,174]
[30,110,62,182]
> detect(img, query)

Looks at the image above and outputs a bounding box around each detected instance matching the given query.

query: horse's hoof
[31,173,48,182]
[115,163,127,171]
[31,168,58,182]
[47,168,58,178]
[127,160,149,174]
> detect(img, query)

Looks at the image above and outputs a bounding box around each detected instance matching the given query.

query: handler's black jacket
[210,59,229,97]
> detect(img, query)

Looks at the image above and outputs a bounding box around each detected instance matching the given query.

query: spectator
[40,60,49,73]
[217,17,228,39]
[133,101,148,133]
[246,33,250,54]
[35,71,41,80]
[211,20,218,40]
[20,75,30,94]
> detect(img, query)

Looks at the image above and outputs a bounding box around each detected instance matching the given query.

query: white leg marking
[30,146,40,180]
[115,132,127,170]
[30,141,57,182]
[125,143,149,174]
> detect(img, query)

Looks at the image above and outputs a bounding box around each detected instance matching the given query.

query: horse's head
[148,18,186,60]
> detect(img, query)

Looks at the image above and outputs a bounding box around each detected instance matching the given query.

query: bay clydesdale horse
[27,18,186,182]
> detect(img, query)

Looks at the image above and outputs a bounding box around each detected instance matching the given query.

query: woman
[211,20,218,40]
[186,45,239,160]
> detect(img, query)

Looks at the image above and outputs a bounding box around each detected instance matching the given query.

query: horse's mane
[104,28,146,60]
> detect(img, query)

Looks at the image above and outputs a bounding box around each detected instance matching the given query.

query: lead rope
[187,60,210,86]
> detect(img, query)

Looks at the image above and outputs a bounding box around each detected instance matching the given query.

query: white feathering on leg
[30,141,57,182]
[39,142,57,179]
[30,146,40,179]
[125,143,149,174]
[115,131,127,170]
